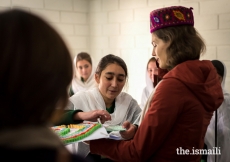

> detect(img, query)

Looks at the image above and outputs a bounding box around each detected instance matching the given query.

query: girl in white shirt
[69,52,97,96]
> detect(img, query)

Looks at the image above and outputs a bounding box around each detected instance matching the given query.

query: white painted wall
[88,0,230,104]
[0,0,229,104]
[0,0,90,59]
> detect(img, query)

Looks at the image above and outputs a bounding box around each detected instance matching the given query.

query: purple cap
[150,6,194,33]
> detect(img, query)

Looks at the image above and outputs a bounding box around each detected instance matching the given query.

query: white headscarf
[205,60,230,162]
[140,70,154,109]
[71,55,97,94]
[139,81,162,124]
[69,87,136,125]
[68,87,141,157]
[140,58,155,110]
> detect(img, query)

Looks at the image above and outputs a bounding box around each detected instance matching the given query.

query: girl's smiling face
[151,33,170,69]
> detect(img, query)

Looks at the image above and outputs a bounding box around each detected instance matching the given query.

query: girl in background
[140,57,158,109]
[69,52,97,96]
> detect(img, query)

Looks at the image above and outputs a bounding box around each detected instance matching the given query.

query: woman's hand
[74,110,111,123]
[119,121,138,140]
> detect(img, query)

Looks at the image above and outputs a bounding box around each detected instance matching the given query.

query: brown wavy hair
[153,25,206,70]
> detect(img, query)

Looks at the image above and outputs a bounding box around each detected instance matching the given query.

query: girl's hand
[75,110,111,123]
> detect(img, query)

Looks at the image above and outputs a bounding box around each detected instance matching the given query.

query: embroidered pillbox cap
[150,6,194,33]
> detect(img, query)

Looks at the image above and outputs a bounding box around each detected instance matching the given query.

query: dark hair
[96,54,128,78]
[211,60,224,78]
[76,52,92,65]
[0,9,73,128]
[147,57,157,69]
[154,25,206,70]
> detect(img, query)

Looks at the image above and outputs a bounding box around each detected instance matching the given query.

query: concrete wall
[0,0,229,103]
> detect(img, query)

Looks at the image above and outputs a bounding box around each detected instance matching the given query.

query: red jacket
[90,60,223,162]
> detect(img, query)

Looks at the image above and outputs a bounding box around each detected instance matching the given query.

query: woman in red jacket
[87,6,224,162]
